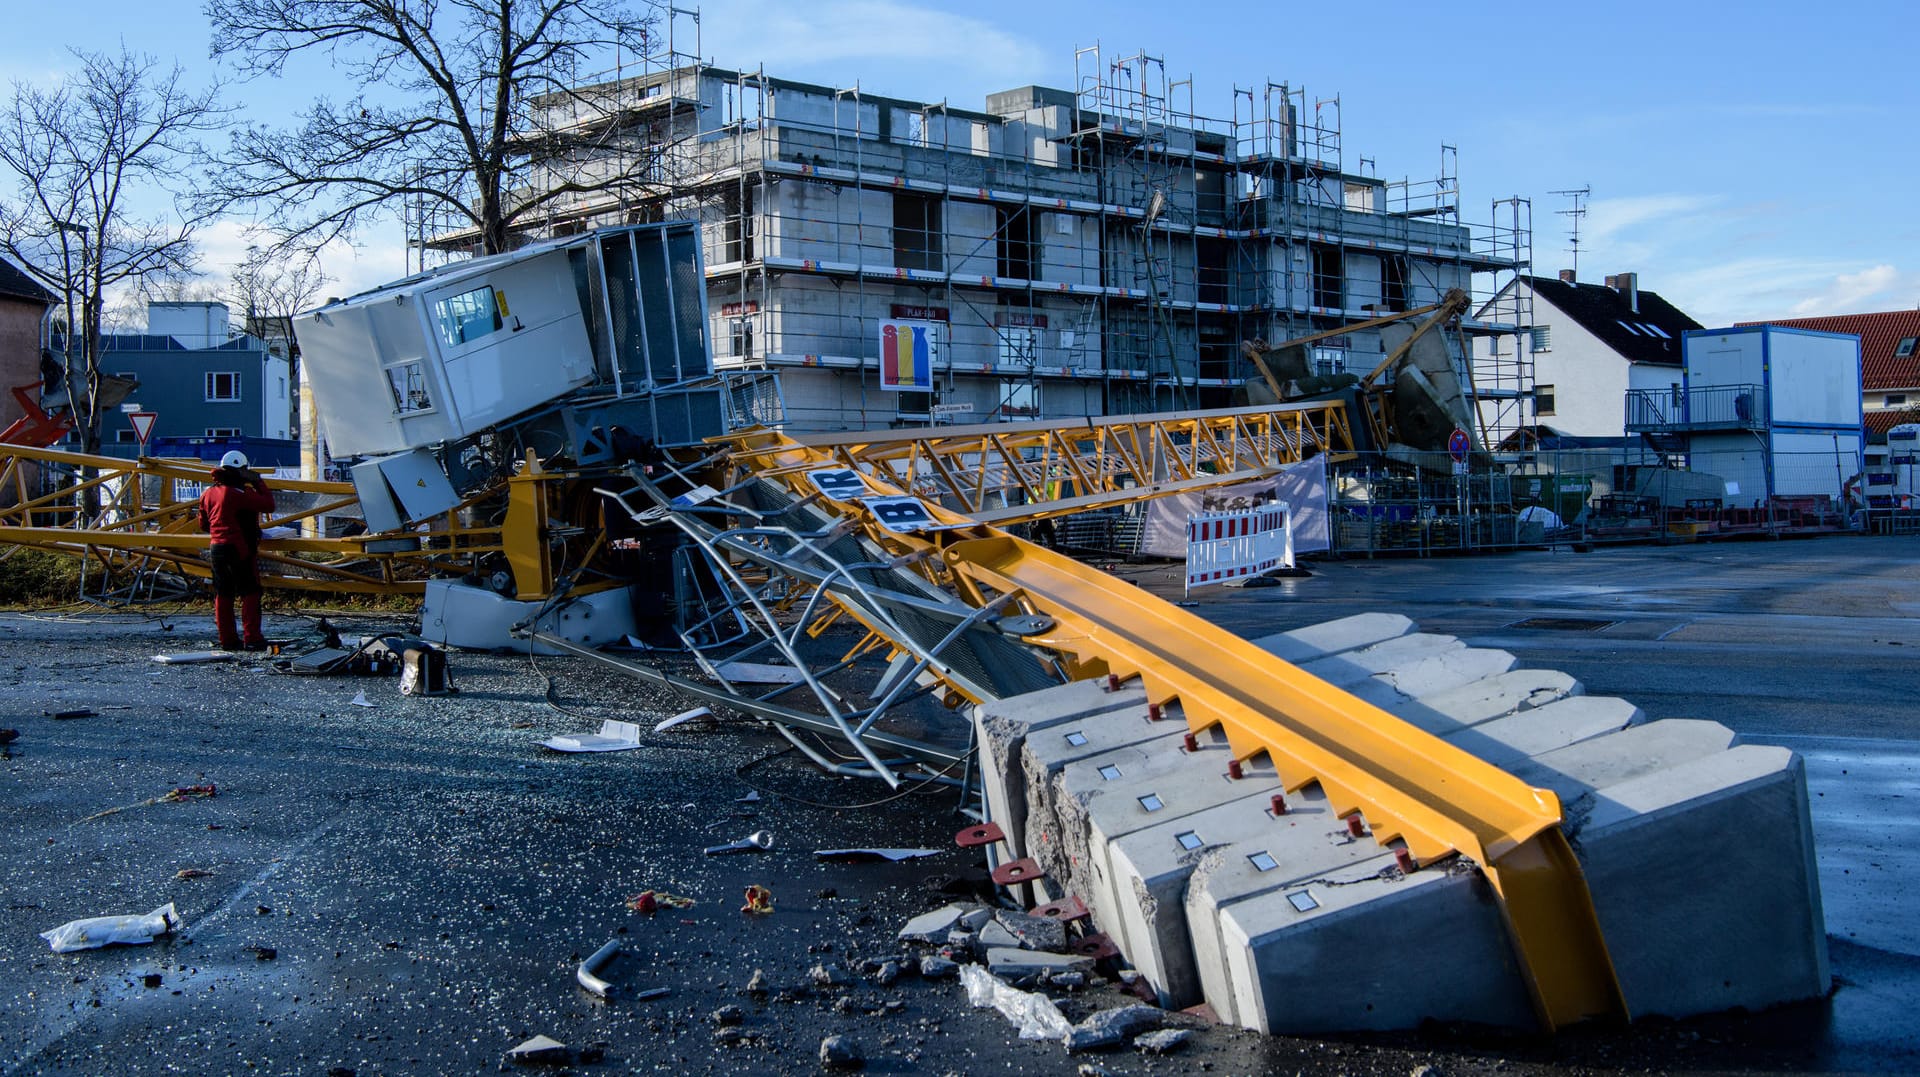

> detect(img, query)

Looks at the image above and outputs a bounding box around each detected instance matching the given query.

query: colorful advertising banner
[879,321,934,391]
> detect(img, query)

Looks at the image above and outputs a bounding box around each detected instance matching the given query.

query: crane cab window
[434,286,505,347]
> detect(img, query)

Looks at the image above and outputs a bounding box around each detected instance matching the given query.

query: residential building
[81,301,293,457]
[1477,271,1703,441]
[0,257,55,422]
[1734,309,1920,441]
[438,36,1533,440]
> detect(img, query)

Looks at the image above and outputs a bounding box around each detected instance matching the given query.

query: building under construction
[431,16,1535,443]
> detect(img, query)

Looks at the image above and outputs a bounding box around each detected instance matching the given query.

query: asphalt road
[1,531,1915,1075]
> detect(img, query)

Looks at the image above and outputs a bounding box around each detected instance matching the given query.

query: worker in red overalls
[198,450,276,651]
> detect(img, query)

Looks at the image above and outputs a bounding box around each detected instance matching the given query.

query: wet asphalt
[1,531,1916,1075]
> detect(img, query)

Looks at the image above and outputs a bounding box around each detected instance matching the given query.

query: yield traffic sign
[129,411,157,447]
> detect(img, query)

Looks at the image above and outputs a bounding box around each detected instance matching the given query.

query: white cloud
[695,0,1049,97]
[1787,265,1918,317]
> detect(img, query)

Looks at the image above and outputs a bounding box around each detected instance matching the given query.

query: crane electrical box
[294,221,724,524]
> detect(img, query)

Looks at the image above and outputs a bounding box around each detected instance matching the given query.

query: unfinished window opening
[1382,254,1409,312]
[997,325,1039,368]
[1197,237,1230,306]
[893,193,943,272]
[895,390,937,416]
[996,205,1037,281]
[204,371,241,402]
[1310,243,1344,310]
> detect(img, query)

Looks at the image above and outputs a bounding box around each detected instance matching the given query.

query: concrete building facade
[463,43,1533,438]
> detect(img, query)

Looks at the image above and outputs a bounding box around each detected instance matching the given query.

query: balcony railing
[1625,383,1766,432]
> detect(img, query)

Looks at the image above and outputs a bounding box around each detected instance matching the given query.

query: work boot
[242,638,270,652]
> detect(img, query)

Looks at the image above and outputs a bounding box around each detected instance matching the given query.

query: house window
[730,317,755,359]
[1536,384,1556,416]
[893,193,942,272]
[995,206,1037,281]
[278,377,287,400]
[115,430,138,443]
[1896,337,1917,358]
[205,371,241,402]
[432,285,504,347]
[1887,394,1909,407]
[1001,380,1039,420]
[205,427,241,438]
[1530,326,1552,353]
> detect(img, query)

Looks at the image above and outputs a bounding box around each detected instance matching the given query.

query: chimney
[1613,271,1639,313]
[1557,269,1576,283]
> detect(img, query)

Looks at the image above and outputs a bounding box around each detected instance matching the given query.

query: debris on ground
[740,884,774,914]
[40,903,184,953]
[576,939,621,997]
[245,945,277,961]
[818,1033,864,1070]
[959,964,1074,1041]
[705,829,772,855]
[897,904,967,942]
[79,784,218,823]
[505,1034,568,1064]
[173,868,214,880]
[161,784,217,803]
[1064,1004,1166,1052]
[713,660,804,684]
[1134,1028,1191,1054]
[624,889,695,913]
[150,652,238,665]
[653,706,711,732]
[540,719,643,753]
[0,728,17,745]
[814,847,941,863]
[45,708,95,719]
[349,691,374,708]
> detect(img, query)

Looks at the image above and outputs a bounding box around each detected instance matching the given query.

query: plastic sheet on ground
[813,847,941,862]
[959,963,1073,1041]
[40,903,183,953]
[542,720,644,752]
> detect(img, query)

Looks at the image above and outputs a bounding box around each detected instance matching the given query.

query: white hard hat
[219,450,250,470]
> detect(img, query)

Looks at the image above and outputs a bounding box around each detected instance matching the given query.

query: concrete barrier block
[1297,632,1466,688]
[976,679,1147,859]
[1508,719,1736,833]
[1393,668,1582,735]
[1576,745,1829,1018]
[1442,694,1641,768]
[1249,612,1414,663]
[1217,855,1535,1033]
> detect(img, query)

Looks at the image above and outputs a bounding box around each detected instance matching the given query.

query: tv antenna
[1549,186,1590,276]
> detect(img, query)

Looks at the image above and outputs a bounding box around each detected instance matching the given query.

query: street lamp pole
[51,220,85,422]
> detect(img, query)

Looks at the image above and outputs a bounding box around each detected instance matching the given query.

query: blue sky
[4,0,1915,325]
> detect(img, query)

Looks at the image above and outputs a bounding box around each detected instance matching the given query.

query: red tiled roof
[1866,409,1919,438]
[1737,310,1920,391]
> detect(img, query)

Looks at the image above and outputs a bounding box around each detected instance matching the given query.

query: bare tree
[205,0,660,259]
[0,47,225,456]
[228,244,329,354]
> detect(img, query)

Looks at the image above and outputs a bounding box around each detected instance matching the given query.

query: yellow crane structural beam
[716,427,1627,1032]
[731,400,1353,525]
[0,445,505,595]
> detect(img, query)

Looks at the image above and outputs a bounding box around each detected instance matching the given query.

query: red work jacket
[199,478,277,553]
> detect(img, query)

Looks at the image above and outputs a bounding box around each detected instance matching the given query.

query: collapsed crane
[0,222,1826,1036]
